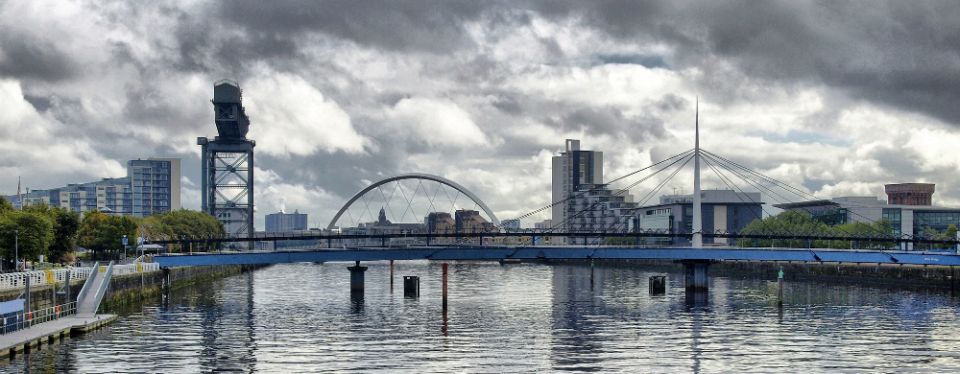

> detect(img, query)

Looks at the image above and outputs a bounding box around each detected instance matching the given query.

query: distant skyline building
[534,219,553,230]
[4,158,181,218]
[552,139,603,233]
[501,218,521,230]
[455,209,496,233]
[426,212,455,234]
[885,183,935,206]
[265,210,309,233]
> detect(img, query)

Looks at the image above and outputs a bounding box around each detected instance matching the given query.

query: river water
[7,261,960,373]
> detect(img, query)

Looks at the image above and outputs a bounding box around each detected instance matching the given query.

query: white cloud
[4,1,960,228]
[253,167,343,229]
[0,79,126,188]
[386,97,490,148]
[245,70,368,157]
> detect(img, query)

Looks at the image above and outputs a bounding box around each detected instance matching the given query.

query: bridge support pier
[348,261,367,293]
[683,260,710,293]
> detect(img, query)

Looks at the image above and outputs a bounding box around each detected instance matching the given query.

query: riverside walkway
[0,261,120,359]
[0,314,117,359]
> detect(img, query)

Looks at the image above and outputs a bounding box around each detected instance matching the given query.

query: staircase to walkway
[75,261,114,317]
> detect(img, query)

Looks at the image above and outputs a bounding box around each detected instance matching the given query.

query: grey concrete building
[635,190,763,245]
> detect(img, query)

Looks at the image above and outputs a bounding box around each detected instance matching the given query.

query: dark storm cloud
[595,53,668,69]
[555,106,666,140]
[539,0,960,125]
[257,132,408,198]
[215,0,486,54]
[7,0,960,216]
[0,32,76,81]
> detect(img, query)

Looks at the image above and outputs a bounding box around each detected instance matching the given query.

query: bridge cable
[603,152,696,233]
[702,149,894,239]
[502,148,694,230]
[546,152,692,233]
[702,150,897,242]
[703,151,862,240]
[700,155,799,241]
[548,152,694,234]
[557,152,693,234]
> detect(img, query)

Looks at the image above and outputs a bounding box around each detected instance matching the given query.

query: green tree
[738,211,897,249]
[138,215,174,241]
[0,210,55,263]
[49,209,80,263]
[946,224,959,241]
[737,211,832,248]
[77,211,138,260]
[149,210,224,252]
[23,204,81,263]
[827,220,895,249]
[0,196,12,213]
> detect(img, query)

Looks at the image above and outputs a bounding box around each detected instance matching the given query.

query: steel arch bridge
[326,173,501,230]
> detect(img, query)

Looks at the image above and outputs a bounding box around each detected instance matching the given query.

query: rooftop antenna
[692,97,703,248]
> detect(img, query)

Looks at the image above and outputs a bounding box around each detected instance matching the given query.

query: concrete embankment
[551,259,960,290]
[712,261,959,290]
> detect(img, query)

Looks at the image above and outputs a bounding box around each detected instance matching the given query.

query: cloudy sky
[2,0,960,228]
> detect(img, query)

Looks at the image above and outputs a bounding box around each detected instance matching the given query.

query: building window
[881,208,902,236]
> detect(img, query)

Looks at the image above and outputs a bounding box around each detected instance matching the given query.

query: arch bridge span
[326,173,500,230]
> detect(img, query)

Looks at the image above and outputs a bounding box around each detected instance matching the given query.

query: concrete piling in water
[682,261,711,306]
[389,260,395,293]
[442,263,449,311]
[347,261,367,293]
[161,268,171,291]
[649,275,666,295]
[404,276,420,298]
[777,267,785,308]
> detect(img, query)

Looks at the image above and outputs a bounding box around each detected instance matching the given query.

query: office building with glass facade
[774,183,960,247]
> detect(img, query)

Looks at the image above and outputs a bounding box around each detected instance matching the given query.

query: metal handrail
[73,262,100,310]
[0,263,160,291]
[1,301,77,334]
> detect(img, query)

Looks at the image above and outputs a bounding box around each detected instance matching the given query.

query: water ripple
[6,261,960,372]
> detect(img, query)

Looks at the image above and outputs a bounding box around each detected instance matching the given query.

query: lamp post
[14,229,18,272]
[122,235,128,261]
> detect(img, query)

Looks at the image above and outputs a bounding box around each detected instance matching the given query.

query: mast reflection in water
[7,262,960,373]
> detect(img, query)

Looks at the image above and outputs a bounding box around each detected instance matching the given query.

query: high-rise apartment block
[6,158,181,217]
[551,139,603,232]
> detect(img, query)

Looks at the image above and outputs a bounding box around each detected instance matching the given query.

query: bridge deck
[155,246,960,267]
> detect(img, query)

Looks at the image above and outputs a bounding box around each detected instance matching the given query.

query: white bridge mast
[692,98,703,248]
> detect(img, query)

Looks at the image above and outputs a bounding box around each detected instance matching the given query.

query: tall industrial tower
[198,80,255,238]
